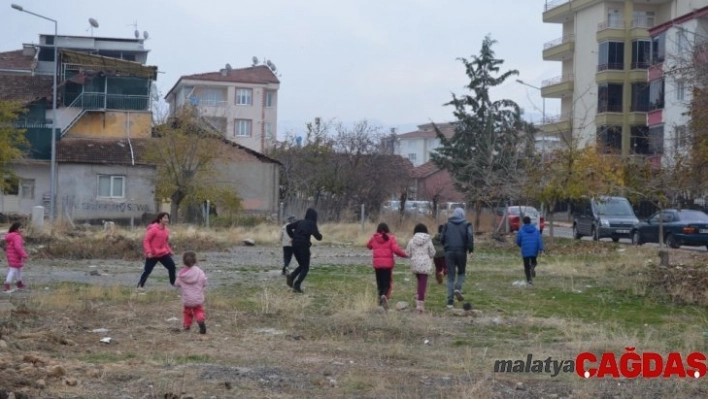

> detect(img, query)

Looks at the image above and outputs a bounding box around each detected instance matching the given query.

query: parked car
[573,196,638,242]
[499,206,545,234]
[381,200,432,216]
[631,209,708,250]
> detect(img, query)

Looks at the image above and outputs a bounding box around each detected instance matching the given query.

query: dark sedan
[631,209,708,250]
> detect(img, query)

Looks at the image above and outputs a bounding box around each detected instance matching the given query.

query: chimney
[22,44,36,57]
[220,68,227,77]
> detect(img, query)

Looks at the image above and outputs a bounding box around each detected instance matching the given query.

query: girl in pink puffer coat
[175,251,208,334]
[4,222,29,292]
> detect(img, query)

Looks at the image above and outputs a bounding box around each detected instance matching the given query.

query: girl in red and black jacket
[137,212,177,288]
[367,222,408,310]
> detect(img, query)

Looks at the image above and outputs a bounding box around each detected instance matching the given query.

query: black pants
[282,246,294,272]
[138,255,176,287]
[374,268,393,300]
[290,245,311,290]
[523,256,537,283]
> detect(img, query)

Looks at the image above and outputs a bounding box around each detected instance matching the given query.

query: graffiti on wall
[62,196,152,214]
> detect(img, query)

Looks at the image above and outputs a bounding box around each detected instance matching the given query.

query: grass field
[1,223,708,398]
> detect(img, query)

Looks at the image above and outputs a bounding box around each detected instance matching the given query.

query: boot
[16,281,25,290]
[198,321,207,335]
[416,300,425,314]
[3,283,10,292]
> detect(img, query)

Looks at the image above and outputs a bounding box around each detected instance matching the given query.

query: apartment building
[0,34,158,220]
[647,5,708,163]
[542,0,708,158]
[164,65,280,153]
[394,123,455,167]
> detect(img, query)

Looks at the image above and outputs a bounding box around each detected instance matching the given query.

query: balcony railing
[597,63,625,72]
[542,112,572,125]
[64,92,150,111]
[598,19,625,31]
[632,17,655,29]
[631,103,650,112]
[631,61,651,70]
[541,74,574,88]
[597,104,623,113]
[544,0,569,12]
[544,34,575,49]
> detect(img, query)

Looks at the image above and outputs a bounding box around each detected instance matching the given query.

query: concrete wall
[0,163,51,216]
[396,137,441,167]
[67,111,152,138]
[57,164,156,222]
[211,160,280,213]
[573,3,605,147]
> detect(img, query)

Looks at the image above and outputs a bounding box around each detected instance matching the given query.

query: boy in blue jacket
[516,216,544,286]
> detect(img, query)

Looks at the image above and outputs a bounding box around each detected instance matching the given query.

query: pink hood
[175,265,207,307]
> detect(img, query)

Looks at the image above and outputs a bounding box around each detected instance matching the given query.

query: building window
[597,125,622,154]
[675,125,688,149]
[597,83,623,113]
[677,30,690,54]
[408,153,417,162]
[197,87,227,106]
[676,80,686,101]
[649,79,665,111]
[97,175,125,198]
[649,125,664,155]
[235,89,253,106]
[631,83,649,112]
[20,179,35,200]
[651,32,666,64]
[265,122,273,139]
[235,119,252,137]
[631,40,651,69]
[630,125,649,154]
[632,11,655,28]
[598,41,624,71]
[266,91,276,108]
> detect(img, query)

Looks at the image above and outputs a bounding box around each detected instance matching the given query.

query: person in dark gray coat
[440,208,474,308]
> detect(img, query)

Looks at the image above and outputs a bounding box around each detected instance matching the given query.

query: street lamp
[516,79,547,158]
[12,3,58,224]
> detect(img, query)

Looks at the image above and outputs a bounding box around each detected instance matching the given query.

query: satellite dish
[225,63,232,71]
[89,18,99,28]
[252,56,259,66]
[134,29,140,39]
[143,31,149,40]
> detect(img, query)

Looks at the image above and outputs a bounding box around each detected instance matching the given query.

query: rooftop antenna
[87,18,99,36]
[127,20,140,39]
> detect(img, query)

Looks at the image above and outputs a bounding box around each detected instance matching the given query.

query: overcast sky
[2,0,561,136]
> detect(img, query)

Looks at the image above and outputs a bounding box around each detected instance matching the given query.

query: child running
[367,222,408,310]
[4,222,29,293]
[405,223,435,313]
[431,224,447,284]
[175,251,208,334]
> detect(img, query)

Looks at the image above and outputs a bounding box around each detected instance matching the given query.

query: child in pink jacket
[367,222,408,310]
[175,251,207,334]
[4,222,29,293]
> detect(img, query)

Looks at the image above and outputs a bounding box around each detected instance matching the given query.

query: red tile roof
[0,49,36,71]
[57,138,154,166]
[410,161,441,179]
[165,65,280,99]
[0,75,53,103]
[398,123,455,139]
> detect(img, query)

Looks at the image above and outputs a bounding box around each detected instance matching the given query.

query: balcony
[595,112,647,126]
[541,112,572,135]
[597,20,626,41]
[543,34,575,61]
[541,74,574,98]
[64,92,150,111]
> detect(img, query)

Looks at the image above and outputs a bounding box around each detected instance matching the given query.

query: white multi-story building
[542,0,708,159]
[647,5,708,164]
[394,123,454,167]
[165,65,280,153]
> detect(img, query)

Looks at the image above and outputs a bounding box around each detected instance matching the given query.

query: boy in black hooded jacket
[285,208,323,293]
